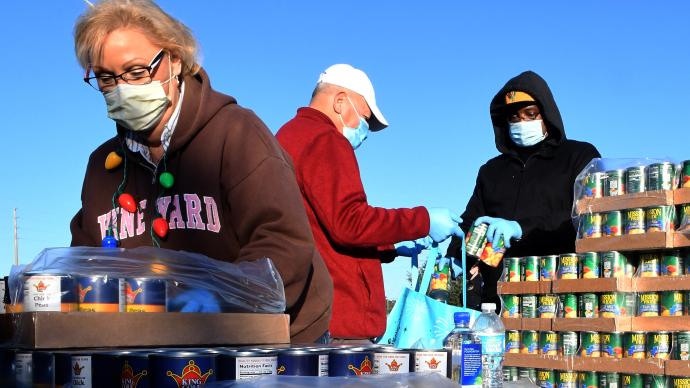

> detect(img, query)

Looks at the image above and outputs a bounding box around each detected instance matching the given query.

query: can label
[601,332,623,358]
[521,331,538,355]
[661,252,683,276]
[645,375,666,388]
[538,294,558,318]
[72,355,92,388]
[77,276,120,312]
[647,162,675,191]
[539,331,558,356]
[506,331,521,354]
[685,290,690,316]
[151,354,215,386]
[539,255,558,280]
[625,166,646,193]
[584,172,605,198]
[502,295,520,318]
[605,372,620,387]
[680,203,690,231]
[560,332,578,356]
[23,274,77,312]
[676,332,690,361]
[579,371,598,388]
[639,253,661,277]
[579,293,599,318]
[537,369,556,386]
[581,213,602,239]
[604,211,623,237]
[622,373,643,388]
[646,332,671,360]
[521,295,537,318]
[580,332,601,357]
[558,254,579,279]
[671,377,690,387]
[373,352,410,374]
[579,252,600,278]
[682,160,690,188]
[558,371,578,387]
[504,366,518,382]
[414,351,447,376]
[505,257,521,282]
[605,169,626,196]
[479,238,506,268]
[466,223,488,258]
[637,292,660,317]
[602,251,627,278]
[646,206,675,232]
[624,208,646,234]
[120,278,166,312]
[522,256,539,281]
[600,292,630,317]
[661,291,683,316]
[623,332,646,359]
[560,294,578,318]
[119,355,149,388]
[15,352,32,387]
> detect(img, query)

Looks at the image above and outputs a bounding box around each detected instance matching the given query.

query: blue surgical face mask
[339,97,370,150]
[509,119,547,147]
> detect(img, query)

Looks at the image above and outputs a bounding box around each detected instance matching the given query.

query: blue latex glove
[449,257,463,279]
[168,289,221,313]
[394,236,433,257]
[427,208,463,243]
[474,216,522,249]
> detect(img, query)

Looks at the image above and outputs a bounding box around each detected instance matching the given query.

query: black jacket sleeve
[446,166,487,259]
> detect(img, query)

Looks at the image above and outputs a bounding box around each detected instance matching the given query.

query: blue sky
[1,1,689,299]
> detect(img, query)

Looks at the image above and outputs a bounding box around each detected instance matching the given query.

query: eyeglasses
[84,49,165,92]
[507,108,541,123]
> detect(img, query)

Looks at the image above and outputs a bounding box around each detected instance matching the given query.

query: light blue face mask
[509,119,547,147]
[339,97,370,150]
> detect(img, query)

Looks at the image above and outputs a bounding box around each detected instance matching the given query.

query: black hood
[489,71,566,156]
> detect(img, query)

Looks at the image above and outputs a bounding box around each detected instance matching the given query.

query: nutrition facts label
[236,356,277,380]
[318,354,329,376]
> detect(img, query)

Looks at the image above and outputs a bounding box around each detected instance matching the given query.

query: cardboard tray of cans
[575,187,690,215]
[496,281,552,295]
[504,354,665,374]
[575,231,678,253]
[504,317,690,332]
[502,318,552,331]
[0,312,290,349]
[665,360,690,376]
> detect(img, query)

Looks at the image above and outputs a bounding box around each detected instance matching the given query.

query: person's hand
[394,236,433,257]
[168,288,221,313]
[427,208,463,243]
[474,216,522,248]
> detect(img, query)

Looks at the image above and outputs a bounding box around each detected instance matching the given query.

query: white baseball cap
[317,64,388,131]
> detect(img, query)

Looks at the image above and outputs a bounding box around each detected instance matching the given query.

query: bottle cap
[481,303,497,311]
[453,312,470,324]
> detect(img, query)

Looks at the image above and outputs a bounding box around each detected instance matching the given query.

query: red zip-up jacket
[276,107,430,339]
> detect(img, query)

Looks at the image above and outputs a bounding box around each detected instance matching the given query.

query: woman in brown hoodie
[70,0,332,343]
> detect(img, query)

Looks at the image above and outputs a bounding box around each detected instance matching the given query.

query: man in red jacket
[277,64,462,342]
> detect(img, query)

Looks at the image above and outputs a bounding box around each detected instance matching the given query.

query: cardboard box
[665,360,690,377]
[632,316,690,331]
[675,188,690,205]
[497,281,551,295]
[504,354,665,374]
[576,232,673,253]
[500,318,552,331]
[552,317,632,332]
[633,275,690,292]
[552,278,633,293]
[0,312,290,349]
[576,191,673,215]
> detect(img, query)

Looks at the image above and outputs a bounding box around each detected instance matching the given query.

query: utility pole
[13,208,18,266]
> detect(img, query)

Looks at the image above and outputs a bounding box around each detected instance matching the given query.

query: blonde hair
[74,0,200,76]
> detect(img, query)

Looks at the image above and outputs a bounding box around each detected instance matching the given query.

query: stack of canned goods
[521,369,676,388]
[579,205,678,239]
[3,344,453,386]
[501,251,638,283]
[581,161,680,200]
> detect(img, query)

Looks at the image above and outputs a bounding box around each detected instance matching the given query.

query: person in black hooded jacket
[446,70,601,307]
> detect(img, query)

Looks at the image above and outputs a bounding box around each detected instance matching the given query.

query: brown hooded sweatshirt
[70,69,332,342]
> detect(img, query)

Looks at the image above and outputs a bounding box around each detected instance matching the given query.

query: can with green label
[647,162,676,191]
[580,331,601,357]
[600,292,627,317]
[522,295,537,318]
[505,257,521,282]
[538,294,558,318]
[519,367,536,382]
[579,252,600,279]
[605,372,621,387]
[602,251,628,278]
[559,294,578,318]
[661,250,683,276]
[521,330,538,354]
[626,165,646,193]
[580,213,603,239]
[522,256,539,281]
[605,169,626,196]
[558,253,579,279]
[639,253,661,277]
[622,373,644,388]
[506,330,521,354]
[646,205,676,232]
[601,332,623,358]
[502,294,520,318]
[624,332,646,359]
[466,222,488,258]
[558,371,578,388]
[679,203,690,231]
[579,371,598,388]
[675,331,690,361]
[682,160,690,188]
[661,290,683,317]
[624,208,646,235]
[637,292,660,317]
[537,369,556,386]
[540,255,558,281]
[671,377,690,388]
[539,331,559,356]
[604,210,623,237]
[559,331,578,356]
[644,375,667,388]
[579,293,599,318]
[646,331,671,360]
[503,366,519,382]
[584,171,606,198]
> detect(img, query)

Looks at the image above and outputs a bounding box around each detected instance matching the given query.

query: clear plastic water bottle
[471,303,505,387]
[443,312,482,387]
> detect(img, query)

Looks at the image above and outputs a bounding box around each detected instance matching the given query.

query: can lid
[453,312,470,324]
[481,303,497,312]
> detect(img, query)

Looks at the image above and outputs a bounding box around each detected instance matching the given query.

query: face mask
[103,52,174,132]
[509,119,547,147]
[339,97,370,150]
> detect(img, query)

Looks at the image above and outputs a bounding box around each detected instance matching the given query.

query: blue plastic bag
[378,235,478,349]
